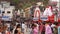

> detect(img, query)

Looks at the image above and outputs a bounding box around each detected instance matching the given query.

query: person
[0,32,2,34]
[51,23,56,33]
[45,22,52,34]
[12,25,16,34]
[0,26,2,34]
[58,22,60,34]
[34,23,39,31]
[30,23,35,34]
[33,23,38,34]
[39,23,45,34]
[14,24,22,34]
[22,22,25,33]
[53,22,58,34]
[5,30,10,34]
[5,25,11,34]
[23,22,27,34]
[10,25,14,33]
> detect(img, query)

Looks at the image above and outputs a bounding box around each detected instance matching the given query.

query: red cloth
[48,6,54,23]
[48,15,54,23]
[39,25,44,34]
[58,19,60,22]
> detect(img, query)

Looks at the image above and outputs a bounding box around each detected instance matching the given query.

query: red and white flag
[48,6,54,22]
[33,7,40,21]
[43,6,54,22]
[34,7,40,18]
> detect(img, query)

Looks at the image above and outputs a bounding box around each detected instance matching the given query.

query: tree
[43,0,49,6]
[12,0,20,9]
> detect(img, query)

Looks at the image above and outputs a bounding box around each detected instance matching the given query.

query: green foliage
[12,0,49,9]
[43,0,49,6]
[13,0,19,4]
[31,0,35,2]
[22,3,32,9]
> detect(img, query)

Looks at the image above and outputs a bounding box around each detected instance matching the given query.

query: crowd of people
[0,21,60,34]
[30,21,60,34]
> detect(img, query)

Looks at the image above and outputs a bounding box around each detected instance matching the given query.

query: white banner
[40,16,48,21]
[2,16,12,21]
[33,17,39,21]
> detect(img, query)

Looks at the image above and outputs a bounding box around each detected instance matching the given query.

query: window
[0,10,1,14]
[7,11,10,14]
[2,11,5,14]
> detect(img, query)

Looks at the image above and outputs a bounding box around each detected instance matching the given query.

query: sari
[45,25,52,34]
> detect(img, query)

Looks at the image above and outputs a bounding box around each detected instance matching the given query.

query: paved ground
[26,28,32,34]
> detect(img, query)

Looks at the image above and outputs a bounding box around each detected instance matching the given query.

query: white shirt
[51,24,56,28]
[22,23,26,29]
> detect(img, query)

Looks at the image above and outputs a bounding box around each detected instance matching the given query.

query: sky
[50,0,59,2]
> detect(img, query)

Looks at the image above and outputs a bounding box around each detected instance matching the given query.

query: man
[22,22,27,34]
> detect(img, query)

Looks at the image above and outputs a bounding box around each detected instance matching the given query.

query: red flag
[48,15,54,23]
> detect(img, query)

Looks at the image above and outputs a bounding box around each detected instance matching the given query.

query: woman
[14,24,22,34]
[45,22,52,34]
[33,24,38,34]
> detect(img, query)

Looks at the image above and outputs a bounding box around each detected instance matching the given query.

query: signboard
[2,16,12,21]
[33,18,39,21]
[40,16,48,21]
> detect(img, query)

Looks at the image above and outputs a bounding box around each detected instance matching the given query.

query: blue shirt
[58,26,60,34]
